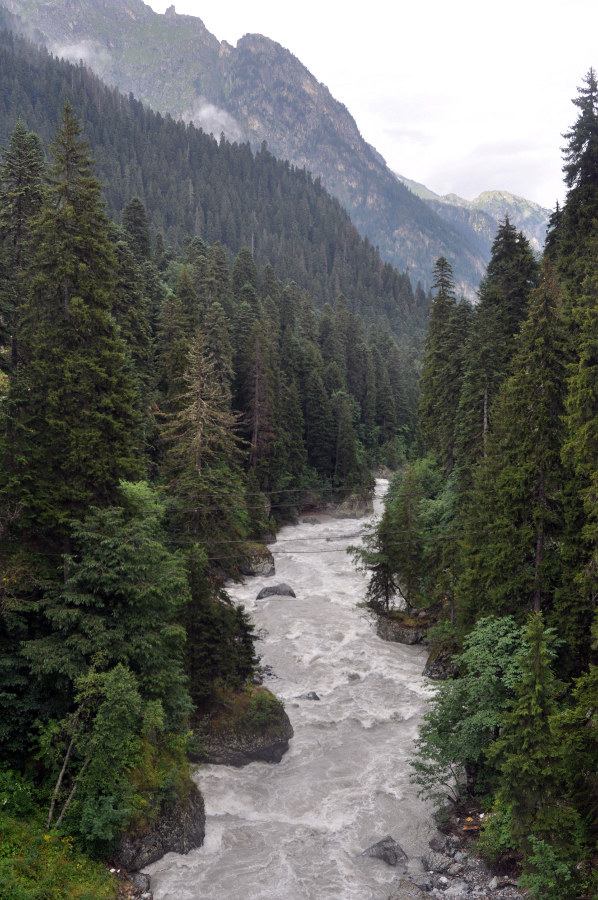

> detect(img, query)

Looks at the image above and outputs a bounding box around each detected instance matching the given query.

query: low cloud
[182,98,244,143]
[50,40,111,74]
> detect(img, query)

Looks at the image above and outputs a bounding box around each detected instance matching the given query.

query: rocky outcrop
[256,582,296,599]
[114,783,205,872]
[321,493,374,519]
[200,710,293,766]
[387,832,525,900]
[376,615,429,645]
[238,542,275,577]
[194,689,294,767]
[423,644,458,680]
[361,835,407,867]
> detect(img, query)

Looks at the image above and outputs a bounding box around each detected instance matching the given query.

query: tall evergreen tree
[2,104,141,543]
[0,119,46,372]
[554,68,598,298]
[457,265,567,626]
[418,257,465,471]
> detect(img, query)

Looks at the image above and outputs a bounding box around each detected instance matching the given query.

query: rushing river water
[148,480,436,900]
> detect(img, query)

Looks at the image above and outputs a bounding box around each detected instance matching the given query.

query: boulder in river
[238,542,275,577]
[194,687,294,767]
[361,835,407,866]
[297,691,320,700]
[114,782,205,872]
[321,493,374,518]
[256,583,296,599]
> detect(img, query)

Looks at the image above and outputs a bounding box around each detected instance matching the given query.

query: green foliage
[518,836,578,900]
[0,770,36,817]
[0,813,117,899]
[247,689,285,729]
[24,481,191,729]
[410,616,525,809]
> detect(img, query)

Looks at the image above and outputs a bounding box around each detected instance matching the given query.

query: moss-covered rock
[192,686,293,767]
[113,780,205,872]
[238,542,275,576]
[376,612,431,645]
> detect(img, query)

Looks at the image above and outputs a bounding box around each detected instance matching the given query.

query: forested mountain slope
[0,0,488,295]
[0,19,427,341]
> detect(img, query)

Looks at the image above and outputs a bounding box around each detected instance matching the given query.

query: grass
[0,813,118,900]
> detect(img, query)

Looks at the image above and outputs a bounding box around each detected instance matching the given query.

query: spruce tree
[458,265,567,626]
[3,103,141,543]
[418,257,466,472]
[484,614,578,874]
[121,196,152,263]
[0,119,46,372]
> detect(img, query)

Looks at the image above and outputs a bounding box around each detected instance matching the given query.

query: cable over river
[148,480,436,899]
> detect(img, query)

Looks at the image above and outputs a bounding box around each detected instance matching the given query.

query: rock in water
[114,783,205,871]
[361,835,407,866]
[238,543,275,576]
[256,583,296,599]
[297,691,320,700]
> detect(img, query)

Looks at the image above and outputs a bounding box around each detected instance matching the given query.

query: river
[147,479,436,899]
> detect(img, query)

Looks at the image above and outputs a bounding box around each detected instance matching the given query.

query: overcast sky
[148,0,596,211]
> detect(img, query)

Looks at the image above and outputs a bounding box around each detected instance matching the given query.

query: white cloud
[182,99,244,143]
[50,40,111,74]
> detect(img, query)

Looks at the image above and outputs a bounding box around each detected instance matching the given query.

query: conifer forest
[0,17,597,900]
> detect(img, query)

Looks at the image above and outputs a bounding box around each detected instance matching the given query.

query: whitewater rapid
[148,479,436,899]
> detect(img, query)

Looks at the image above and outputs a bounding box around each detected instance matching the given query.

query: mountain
[0,21,429,341]
[397,175,550,260]
[0,0,489,296]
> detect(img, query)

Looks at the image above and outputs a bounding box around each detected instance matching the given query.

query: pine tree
[3,103,141,543]
[418,257,467,471]
[484,614,577,870]
[454,222,538,484]
[556,69,598,297]
[121,196,152,263]
[0,119,46,372]
[457,265,567,626]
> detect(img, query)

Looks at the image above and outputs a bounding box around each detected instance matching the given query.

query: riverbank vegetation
[0,43,420,889]
[358,71,598,898]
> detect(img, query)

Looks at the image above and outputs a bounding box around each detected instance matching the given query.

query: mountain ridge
[1,0,489,295]
[396,175,550,257]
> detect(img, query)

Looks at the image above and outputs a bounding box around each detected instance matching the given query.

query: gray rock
[131,873,151,892]
[198,701,294,767]
[114,783,205,872]
[297,691,320,700]
[321,494,374,518]
[447,862,464,876]
[238,543,275,577]
[388,878,429,899]
[362,835,407,866]
[377,616,428,645]
[428,835,448,853]
[421,849,452,873]
[256,583,296,599]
